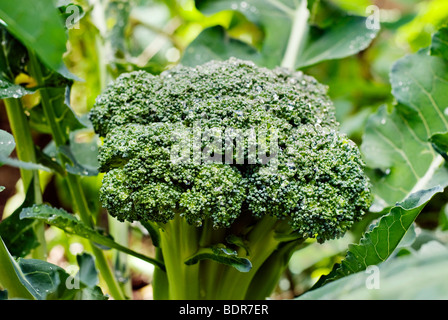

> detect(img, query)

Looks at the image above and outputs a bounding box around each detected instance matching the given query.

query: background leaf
[296,16,378,68]
[190,0,378,69]
[0,236,36,300]
[0,0,68,73]
[0,180,39,258]
[312,186,443,289]
[181,26,260,67]
[0,129,15,158]
[0,25,33,99]
[430,27,448,59]
[16,253,107,300]
[361,36,448,211]
[299,243,448,300]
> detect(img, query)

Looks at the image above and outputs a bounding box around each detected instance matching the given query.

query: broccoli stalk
[89,58,372,300]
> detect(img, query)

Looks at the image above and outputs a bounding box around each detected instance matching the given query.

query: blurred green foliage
[1,0,448,300]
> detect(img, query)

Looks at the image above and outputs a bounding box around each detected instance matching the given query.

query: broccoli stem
[197,219,227,299]
[159,214,200,299]
[213,215,282,299]
[245,239,304,299]
[152,247,169,299]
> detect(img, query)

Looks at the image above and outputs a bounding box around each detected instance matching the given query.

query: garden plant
[0,0,448,301]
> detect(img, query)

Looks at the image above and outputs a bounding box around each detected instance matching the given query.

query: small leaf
[192,0,378,69]
[185,245,252,272]
[17,255,107,300]
[76,253,98,288]
[59,145,99,176]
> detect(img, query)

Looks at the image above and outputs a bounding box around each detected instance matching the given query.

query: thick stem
[214,216,281,299]
[245,239,304,299]
[197,220,227,299]
[152,247,169,299]
[4,97,46,260]
[159,214,200,299]
[280,0,310,70]
[27,50,125,300]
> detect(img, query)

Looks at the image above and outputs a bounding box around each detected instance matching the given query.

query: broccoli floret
[89,57,372,300]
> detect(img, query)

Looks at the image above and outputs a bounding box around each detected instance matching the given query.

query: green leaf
[0,78,33,99]
[0,24,28,79]
[59,145,99,176]
[295,16,378,68]
[312,186,443,289]
[76,253,98,288]
[18,258,73,300]
[181,26,260,67]
[0,156,52,172]
[0,25,34,98]
[17,254,107,300]
[0,0,69,73]
[300,244,448,300]
[361,38,448,211]
[0,236,36,300]
[185,245,252,272]
[0,179,39,258]
[19,204,165,270]
[0,129,51,172]
[28,99,85,138]
[191,0,378,69]
[430,27,448,60]
[0,129,15,158]
[43,129,100,177]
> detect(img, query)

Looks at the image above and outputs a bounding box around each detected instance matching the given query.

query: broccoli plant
[89,58,372,300]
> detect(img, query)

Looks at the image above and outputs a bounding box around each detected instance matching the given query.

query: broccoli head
[89,58,372,299]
